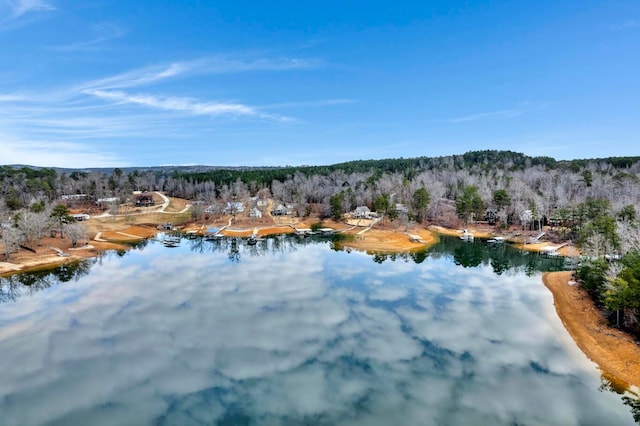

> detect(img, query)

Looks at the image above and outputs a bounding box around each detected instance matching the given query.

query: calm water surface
[0,236,637,425]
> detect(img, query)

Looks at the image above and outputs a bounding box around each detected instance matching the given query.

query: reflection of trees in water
[490,257,510,275]
[187,237,207,253]
[0,259,94,304]
[369,252,413,264]
[127,239,150,250]
[622,396,640,424]
[181,235,301,263]
[228,238,241,263]
[410,250,428,264]
[453,243,483,268]
[599,376,640,424]
[1,235,569,304]
[430,237,567,276]
[329,235,566,275]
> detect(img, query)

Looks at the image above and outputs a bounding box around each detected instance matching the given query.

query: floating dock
[407,234,426,244]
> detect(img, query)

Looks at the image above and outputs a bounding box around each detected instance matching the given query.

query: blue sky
[0,1,638,168]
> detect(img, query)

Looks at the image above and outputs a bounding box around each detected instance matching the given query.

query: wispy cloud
[3,113,184,139]
[205,55,323,73]
[0,134,126,168]
[0,52,333,166]
[0,0,54,28]
[52,21,126,52]
[0,93,25,102]
[77,62,196,91]
[77,55,317,121]
[78,55,322,91]
[449,109,522,123]
[1,54,314,148]
[83,89,278,119]
[262,99,354,109]
[2,0,53,18]
[609,19,638,31]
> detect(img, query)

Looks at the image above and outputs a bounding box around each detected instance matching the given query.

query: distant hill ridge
[4,150,640,177]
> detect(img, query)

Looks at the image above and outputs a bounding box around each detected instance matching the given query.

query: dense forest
[2,150,640,337]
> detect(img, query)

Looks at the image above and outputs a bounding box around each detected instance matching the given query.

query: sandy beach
[543,271,640,392]
[339,227,437,252]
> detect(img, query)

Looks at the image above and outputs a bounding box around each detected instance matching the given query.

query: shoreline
[338,227,437,253]
[4,218,640,392]
[1,221,439,276]
[542,271,640,392]
[0,225,157,277]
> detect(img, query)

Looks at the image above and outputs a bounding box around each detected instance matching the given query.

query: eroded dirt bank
[543,271,640,392]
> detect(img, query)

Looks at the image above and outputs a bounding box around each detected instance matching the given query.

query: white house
[96,197,118,203]
[395,203,409,214]
[61,194,88,200]
[271,204,293,216]
[353,206,372,219]
[249,207,262,218]
[224,201,244,214]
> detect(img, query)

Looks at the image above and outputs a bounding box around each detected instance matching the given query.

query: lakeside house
[249,207,262,218]
[395,203,409,214]
[135,194,155,207]
[0,221,10,237]
[224,201,244,215]
[61,194,90,207]
[96,197,119,204]
[353,206,373,219]
[61,194,88,200]
[485,209,499,225]
[271,204,293,216]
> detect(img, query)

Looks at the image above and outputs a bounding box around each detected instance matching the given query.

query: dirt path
[543,271,640,392]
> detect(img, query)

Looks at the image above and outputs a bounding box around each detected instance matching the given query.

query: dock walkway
[49,246,71,257]
[406,233,426,244]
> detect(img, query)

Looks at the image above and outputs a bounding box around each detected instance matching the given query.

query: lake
[0,235,638,425]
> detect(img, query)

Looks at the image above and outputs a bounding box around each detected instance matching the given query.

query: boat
[204,233,223,241]
[317,228,336,235]
[487,236,505,244]
[295,228,313,237]
[161,235,181,247]
[459,229,474,241]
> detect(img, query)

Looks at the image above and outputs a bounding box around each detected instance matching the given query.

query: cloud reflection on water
[0,240,634,425]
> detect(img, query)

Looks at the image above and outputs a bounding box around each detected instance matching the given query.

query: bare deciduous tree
[65,222,88,248]
[18,210,50,248]
[2,226,23,261]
